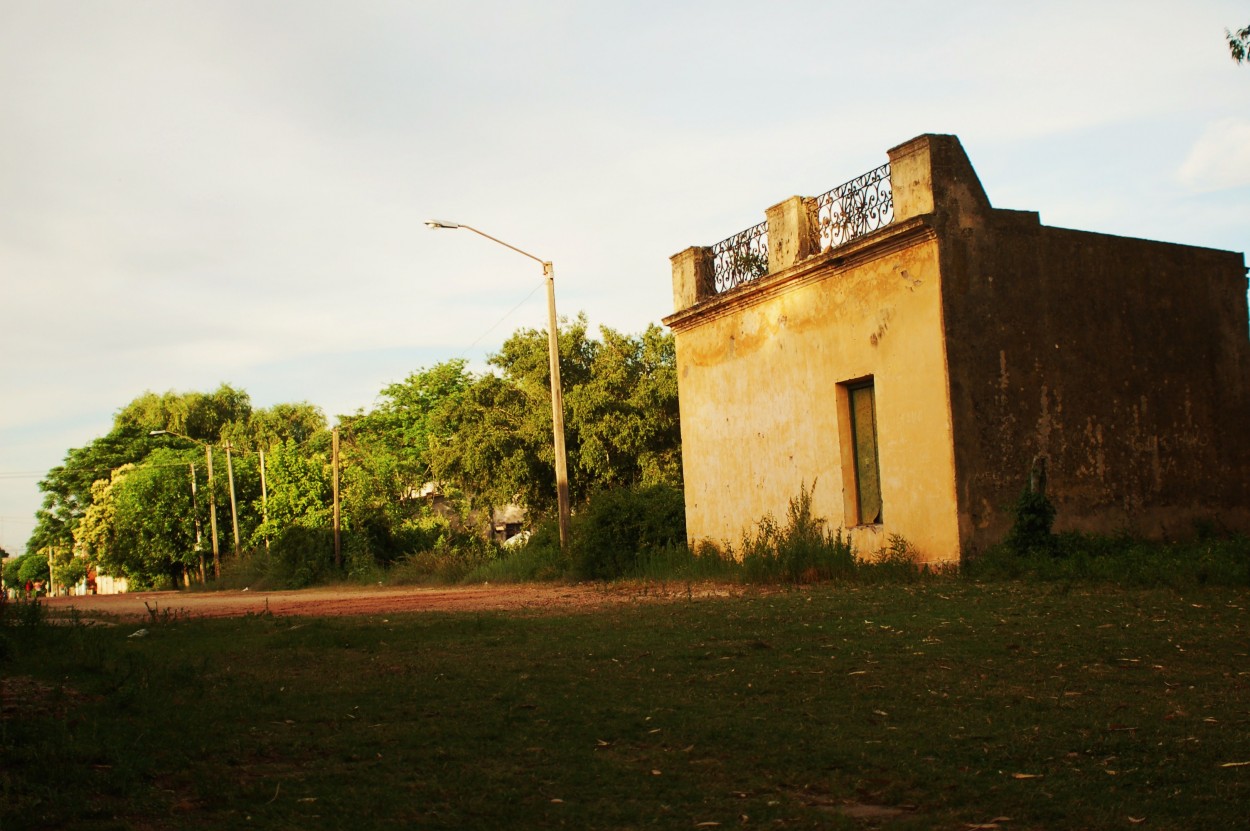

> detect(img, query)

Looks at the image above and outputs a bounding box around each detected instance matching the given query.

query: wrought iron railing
[710,219,769,294]
[815,163,893,251]
[708,163,894,296]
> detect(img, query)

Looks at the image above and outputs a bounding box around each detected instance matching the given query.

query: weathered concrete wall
[941,206,1250,549]
[666,220,961,563]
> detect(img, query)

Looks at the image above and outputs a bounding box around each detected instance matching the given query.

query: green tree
[569,324,681,490]
[431,315,598,513]
[246,402,328,450]
[31,385,256,559]
[427,317,681,519]
[429,371,540,511]
[73,456,203,589]
[50,549,88,589]
[336,360,474,559]
[33,387,316,584]
[341,360,470,481]
[15,553,50,584]
[114,383,253,443]
[1229,24,1250,63]
[28,424,154,555]
[252,439,332,543]
[75,472,123,576]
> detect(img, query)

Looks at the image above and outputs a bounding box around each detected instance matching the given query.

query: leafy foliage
[24,318,682,589]
[114,383,254,442]
[1004,486,1057,556]
[736,484,857,583]
[73,458,200,589]
[1228,23,1250,63]
[51,551,88,588]
[429,318,681,514]
[252,439,332,541]
[265,526,339,588]
[572,483,687,579]
[7,552,50,585]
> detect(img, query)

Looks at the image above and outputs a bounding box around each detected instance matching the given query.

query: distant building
[664,134,1250,563]
[417,481,527,542]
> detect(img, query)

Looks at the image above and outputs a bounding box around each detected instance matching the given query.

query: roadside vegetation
[20,317,681,592]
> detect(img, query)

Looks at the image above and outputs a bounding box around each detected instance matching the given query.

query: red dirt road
[39,582,728,622]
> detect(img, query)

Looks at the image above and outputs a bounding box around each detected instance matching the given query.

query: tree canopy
[1229,24,1250,64]
[25,317,681,588]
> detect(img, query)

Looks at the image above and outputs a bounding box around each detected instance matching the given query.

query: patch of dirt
[39,582,742,623]
[1,675,94,719]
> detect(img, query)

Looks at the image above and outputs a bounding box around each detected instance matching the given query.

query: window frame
[838,377,883,526]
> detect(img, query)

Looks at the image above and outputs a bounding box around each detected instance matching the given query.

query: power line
[458,280,545,360]
[0,461,208,482]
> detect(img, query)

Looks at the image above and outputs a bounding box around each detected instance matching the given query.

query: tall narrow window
[848,382,882,524]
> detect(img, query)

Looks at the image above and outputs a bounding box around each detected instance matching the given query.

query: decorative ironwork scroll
[815,163,893,252]
[711,220,769,294]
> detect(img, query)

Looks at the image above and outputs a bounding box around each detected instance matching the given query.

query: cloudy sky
[2,0,1248,554]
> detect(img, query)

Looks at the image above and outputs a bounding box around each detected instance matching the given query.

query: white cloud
[1177,119,1250,192]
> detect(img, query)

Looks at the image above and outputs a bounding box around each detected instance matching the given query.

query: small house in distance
[663,134,1250,563]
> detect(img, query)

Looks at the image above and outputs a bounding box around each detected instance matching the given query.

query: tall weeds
[636,485,927,585]
[737,486,856,583]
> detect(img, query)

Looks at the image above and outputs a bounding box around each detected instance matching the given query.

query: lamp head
[425,220,461,230]
[149,430,168,436]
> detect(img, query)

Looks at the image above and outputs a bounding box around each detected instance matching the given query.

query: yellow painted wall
[670,229,962,563]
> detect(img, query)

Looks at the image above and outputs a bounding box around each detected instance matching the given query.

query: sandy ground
[37,582,732,623]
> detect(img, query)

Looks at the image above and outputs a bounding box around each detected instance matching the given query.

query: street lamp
[149,429,234,579]
[425,220,572,550]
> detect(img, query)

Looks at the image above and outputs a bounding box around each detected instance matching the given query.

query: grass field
[3,580,1249,830]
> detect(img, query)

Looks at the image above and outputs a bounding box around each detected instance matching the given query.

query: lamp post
[149,429,228,579]
[424,220,572,550]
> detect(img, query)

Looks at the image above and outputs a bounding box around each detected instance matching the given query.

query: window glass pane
[849,385,882,524]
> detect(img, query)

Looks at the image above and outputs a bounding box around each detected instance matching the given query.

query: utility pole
[259,448,269,554]
[189,462,205,583]
[224,441,241,558]
[205,444,220,579]
[332,427,341,568]
[543,261,572,549]
[150,429,221,580]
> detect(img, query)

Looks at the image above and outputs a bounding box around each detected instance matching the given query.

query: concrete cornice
[663,215,937,332]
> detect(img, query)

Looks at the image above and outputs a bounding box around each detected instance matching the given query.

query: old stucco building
[664,134,1250,563]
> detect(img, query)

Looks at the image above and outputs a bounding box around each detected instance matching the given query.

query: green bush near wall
[573,483,687,580]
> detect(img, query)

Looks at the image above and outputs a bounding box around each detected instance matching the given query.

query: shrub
[267,526,339,588]
[471,517,572,583]
[573,483,687,580]
[344,533,385,584]
[738,485,855,583]
[389,525,501,585]
[1005,486,1057,556]
[0,595,44,628]
[858,534,925,583]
